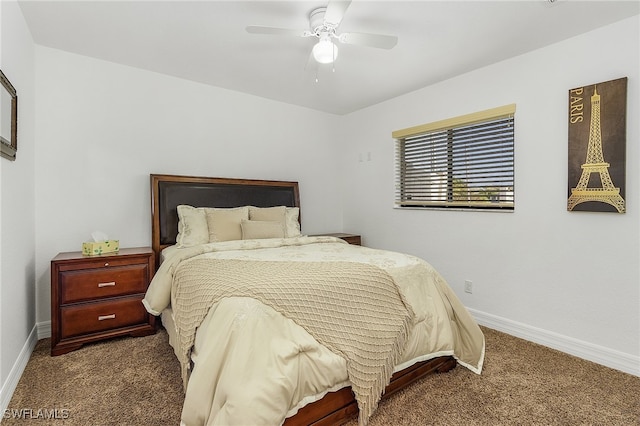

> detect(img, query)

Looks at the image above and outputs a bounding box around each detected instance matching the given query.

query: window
[392,104,515,210]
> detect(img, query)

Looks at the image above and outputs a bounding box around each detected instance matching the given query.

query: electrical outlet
[464,280,473,294]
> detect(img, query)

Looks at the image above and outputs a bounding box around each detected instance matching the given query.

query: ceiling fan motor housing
[309,7,330,34]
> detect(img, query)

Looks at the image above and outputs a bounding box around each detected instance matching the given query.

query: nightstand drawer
[60,296,148,339]
[60,264,149,304]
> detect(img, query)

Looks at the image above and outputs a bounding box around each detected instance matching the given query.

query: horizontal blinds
[394,108,515,210]
[392,104,516,139]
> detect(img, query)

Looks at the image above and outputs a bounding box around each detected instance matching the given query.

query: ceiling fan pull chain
[332,43,336,72]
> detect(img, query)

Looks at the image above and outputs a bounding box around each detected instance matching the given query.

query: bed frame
[149,173,456,425]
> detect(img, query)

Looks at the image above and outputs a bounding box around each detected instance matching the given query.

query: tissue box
[82,240,119,256]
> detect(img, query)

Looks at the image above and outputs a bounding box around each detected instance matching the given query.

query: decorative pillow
[240,219,285,240]
[176,205,209,247]
[206,207,249,242]
[285,207,302,237]
[248,206,286,222]
[249,206,302,238]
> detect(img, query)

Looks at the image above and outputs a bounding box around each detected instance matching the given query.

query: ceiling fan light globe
[312,39,338,64]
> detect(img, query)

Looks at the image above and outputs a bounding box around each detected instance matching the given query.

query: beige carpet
[5,327,639,425]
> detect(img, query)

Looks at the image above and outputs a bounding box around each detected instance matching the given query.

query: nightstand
[312,233,361,246]
[50,247,156,356]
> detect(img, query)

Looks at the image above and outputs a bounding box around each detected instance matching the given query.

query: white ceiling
[18,0,640,115]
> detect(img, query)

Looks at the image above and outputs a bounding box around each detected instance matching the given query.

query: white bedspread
[143,236,485,426]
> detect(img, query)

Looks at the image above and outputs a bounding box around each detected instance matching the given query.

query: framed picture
[567,77,627,213]
[0,69,18,161]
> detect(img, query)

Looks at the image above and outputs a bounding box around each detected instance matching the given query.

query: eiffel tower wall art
[567,77,627,213]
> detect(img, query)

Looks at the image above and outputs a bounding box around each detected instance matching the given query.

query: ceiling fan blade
[324,0,352,27]
[246,26,307,37]
[339,32,398,49]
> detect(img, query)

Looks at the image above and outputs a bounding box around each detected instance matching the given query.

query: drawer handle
[98,281,116,288]
[98,314,116,321]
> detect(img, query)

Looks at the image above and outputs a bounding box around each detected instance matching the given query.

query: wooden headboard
[150,174,300,263]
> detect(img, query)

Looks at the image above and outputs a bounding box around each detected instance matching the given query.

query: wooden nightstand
[50,247,156,356]
[312,233,362,246]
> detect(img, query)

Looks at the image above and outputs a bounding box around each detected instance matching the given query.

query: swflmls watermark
[3,408,70,420]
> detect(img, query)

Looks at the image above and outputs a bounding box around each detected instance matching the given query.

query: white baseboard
[37,320,51,339]
[0,325,39,415]
[469,308,640,377]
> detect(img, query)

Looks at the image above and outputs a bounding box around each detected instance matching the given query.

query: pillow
[285,207,302,237]
[206,207,249,242]
[248,206,286,222]
[176,205,209,247]
[249,206,302,238]
[240,219,285,240]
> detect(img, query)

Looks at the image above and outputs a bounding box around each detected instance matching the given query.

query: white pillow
[176,205,209,247]
[285,207,302,237]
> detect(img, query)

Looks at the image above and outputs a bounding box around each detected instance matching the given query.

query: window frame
[392,104,516,211]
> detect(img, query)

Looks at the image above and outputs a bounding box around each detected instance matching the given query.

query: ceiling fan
[246,0,398,65]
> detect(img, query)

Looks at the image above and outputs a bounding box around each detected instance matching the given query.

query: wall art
[0,69,17,161]
[567,77,627,213]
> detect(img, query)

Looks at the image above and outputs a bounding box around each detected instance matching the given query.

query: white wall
[0,0,37,409]
[1,8,637,412]
[33,47,344,325]
[341,16,639,373]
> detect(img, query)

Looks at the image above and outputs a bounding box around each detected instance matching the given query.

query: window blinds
[393,104,515,210]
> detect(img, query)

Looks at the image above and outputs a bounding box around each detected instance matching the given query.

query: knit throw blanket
[172,258,414,425]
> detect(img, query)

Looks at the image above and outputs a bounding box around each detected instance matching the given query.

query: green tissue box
[82,240,119,256]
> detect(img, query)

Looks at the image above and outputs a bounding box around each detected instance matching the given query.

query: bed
[143,174,485,426]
